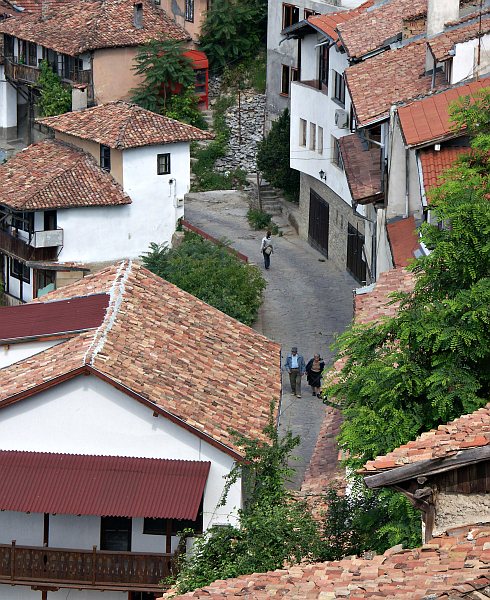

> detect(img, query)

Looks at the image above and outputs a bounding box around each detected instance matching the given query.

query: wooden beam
[364,446,490,488]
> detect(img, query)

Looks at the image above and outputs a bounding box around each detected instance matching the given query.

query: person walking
[284,347,306,398]
[306,354,325,398]
[260,230,273,270]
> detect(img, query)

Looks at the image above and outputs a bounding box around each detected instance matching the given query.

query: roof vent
[134,2,143,29]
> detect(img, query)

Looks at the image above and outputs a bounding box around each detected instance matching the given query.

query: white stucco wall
[290,41,353,204]
[0,588,125,600]
[56,142,187,263]
[5,266,34,303]
[0,65,17,131]
[0,374,241,528]
[451,34,490,83]
[0,340,62,368]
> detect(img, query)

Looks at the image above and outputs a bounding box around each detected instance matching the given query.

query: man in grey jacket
[283,347,306,398]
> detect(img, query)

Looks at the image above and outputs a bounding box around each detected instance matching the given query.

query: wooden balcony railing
[0,542,173,591]
[4,57,93,90]
[0,229,59,261]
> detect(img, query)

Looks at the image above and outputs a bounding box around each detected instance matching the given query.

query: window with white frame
[309,123,316,151]
[10,258,30,283]
[331,136,344,170]
[299,119,307,147]
[317,126,323,154]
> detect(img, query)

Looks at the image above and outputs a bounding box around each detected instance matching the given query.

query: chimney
[426,0,460,36]
[133,2,143,29]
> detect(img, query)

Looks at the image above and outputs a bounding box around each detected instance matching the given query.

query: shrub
[257,109,300,202]
[165,85,208,129]
[247,209,279,234]
[141,232,266,325]
[37,61,71,117]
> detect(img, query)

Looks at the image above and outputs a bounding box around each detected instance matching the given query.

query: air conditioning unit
[335,109,349,129]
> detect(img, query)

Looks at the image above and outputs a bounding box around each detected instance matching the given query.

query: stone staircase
[257,182,283,216]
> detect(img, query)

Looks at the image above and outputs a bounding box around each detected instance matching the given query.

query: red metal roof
[0,293,109,343]
[398,78,490,147]
[0,451,210,519]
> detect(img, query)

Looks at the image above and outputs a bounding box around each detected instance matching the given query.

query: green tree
[256,109,300,202]
[37,60,72,117]
[325,88,490,470]
[199,0,267,71]
[165,85,207,129]
[131,39,195,113]
[173,404,323,593]
[141,232,266,325]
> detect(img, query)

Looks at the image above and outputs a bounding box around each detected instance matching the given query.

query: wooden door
[347,223,367,284]
[308,189,329,257]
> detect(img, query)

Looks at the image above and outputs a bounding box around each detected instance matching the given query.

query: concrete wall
[0,374,242,527]
[92,47,143,104]
[433,492,490,537]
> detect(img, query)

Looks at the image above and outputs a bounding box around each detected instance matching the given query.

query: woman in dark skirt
[305,354,325,398]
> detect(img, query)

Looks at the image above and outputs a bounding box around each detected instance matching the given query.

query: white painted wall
[0,340,62,368]
[0,588,126,600]
[5,264,34,303]
[451,34,490,83]
[0,65,17,131]
[0,374,241,528]
[290,41,353,204]
[56,142,188,263]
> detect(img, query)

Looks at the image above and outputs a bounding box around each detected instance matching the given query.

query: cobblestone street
[185,190,357,488]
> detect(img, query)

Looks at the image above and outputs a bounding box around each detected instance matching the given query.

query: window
[100,144,111,171]
[27,42,37,67]
[281,65,298,96]
[319,45,329,88]
[332,136,344,170]
[11,211,34,233]
[133,2,143,29]
[10,258,30,283]
[44,210,57,231]
[100,517,132,551]
[332,70,345,106]
[317,126,323,154]
[4,35,14,59]
[299,119,307,147]
[303,8,318,19]
[143,513,203,536]
[18,39,26,63]
[157,153,171,175]
[185,0,194,22]
[282,3,299,28]
[309,123,316,151]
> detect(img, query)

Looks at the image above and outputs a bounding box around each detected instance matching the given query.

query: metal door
[308,189,329,257]
[347,223,367,284]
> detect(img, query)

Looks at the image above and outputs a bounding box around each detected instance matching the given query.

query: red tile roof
[337,0,427,59]
[39,102,213,149]
[428,13,490,61]
[0,293,109,343]
[419,146,469,191]
[168,524,490,600]
[345,39,444,126]
[398,77,490,146]
[386,215,420,268]
[307,1,373,43]
[0,0,189,56]
[363,403,490,473]
[0,139,131,210]
[338,133,383,204]
[0,450,210,519]
[0,262,282,458]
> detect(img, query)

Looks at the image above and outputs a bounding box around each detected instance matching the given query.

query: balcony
[297,79,328,94]
[0,228,62,261]
[0,542,173,592]
[4,57,93,91]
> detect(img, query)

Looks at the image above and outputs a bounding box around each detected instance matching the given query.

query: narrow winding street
[185,190,357,487]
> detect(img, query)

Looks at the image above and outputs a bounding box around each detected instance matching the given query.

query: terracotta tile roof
[363,403,490,473]
[337,0,427,59]
[307,1,374,43]
[38,102,213,149]
[0,0,19,18]
[420,146,469,190]
[0,139,131,210]
[338,133,383,204]
[168,524,490,600]
[386,215,420,267]
[0,262,282,458]
[428,13,490,61]
[0,0,189,56]
[345,39,445,126]
[398,77,490,146]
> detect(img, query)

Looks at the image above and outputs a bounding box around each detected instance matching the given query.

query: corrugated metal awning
[0,451,210,519]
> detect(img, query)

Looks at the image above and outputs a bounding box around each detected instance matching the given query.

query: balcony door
[100,516,132,551]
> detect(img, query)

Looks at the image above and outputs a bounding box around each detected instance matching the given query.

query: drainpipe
[371,213,377,283]
[405,148,410,219]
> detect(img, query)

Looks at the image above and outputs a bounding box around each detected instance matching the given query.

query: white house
[0,101,213,304]
[285,0,490,283]
[0,260,282,600]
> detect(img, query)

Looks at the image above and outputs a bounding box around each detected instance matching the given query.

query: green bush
[257,109,300,202]
[141,232,265,325]
[247,209,279,234]
[37,61,71,117]
[165,86,208,129]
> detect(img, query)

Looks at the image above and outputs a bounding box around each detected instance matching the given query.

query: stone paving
[185,190,357,488]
